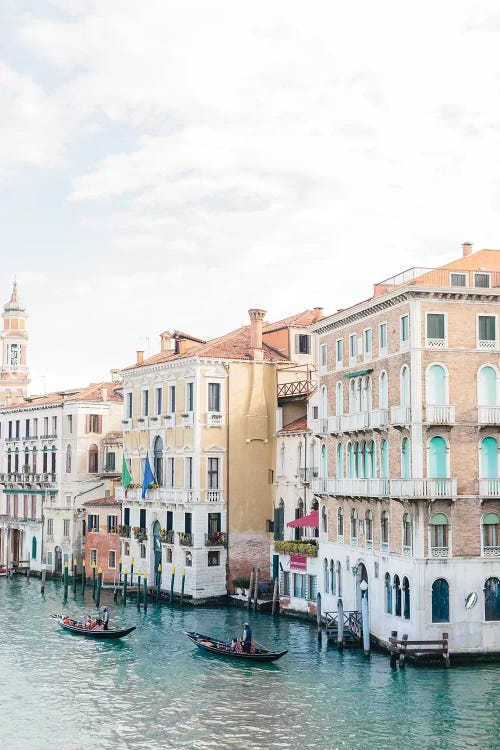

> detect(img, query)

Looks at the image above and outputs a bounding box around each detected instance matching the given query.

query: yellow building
[117,308,322,599]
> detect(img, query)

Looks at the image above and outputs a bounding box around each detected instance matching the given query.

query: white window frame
[349,334,357,364]
[450,272,466,287]
[319,343,327,372]
[142,389,149,417]
[168,385,176,414]
[108,550,116,569]
[185,382,194,413]
[155,386,162,416]
[425,312,447,348]
[336,339,343,367]
[474,272,491,289]
[363,328,372,361]
[400,314,409,350]
[379,322,388,356]
[126,392,133,419]
[477,314,498,351]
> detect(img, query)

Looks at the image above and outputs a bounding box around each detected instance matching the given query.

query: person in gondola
[102,607,109,630]
[242,623,252,653]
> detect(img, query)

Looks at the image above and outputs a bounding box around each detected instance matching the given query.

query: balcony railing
[425,404,455,424]
[206,489,222,503]
[163,414,176,428]
[328,416,341,434]
[207,411,223,428]
[381,542,389,553]
[483,546,500,557]
[5,436,20,442]
[478,339,497,350]
[390,478,457,498]
[311,418,328,435]
[312,477,390,497]
[340,412,370,432]
[431,546,449,558]
[0,472,56,485]
[313,476,457,499]
[160,530,175,544]
[479,478,500,497]
[391,406,411,425]
[478,406,500,425]
[178,531,193,546]
[180,412,194,427]
[426,337,446,348]
[205,531,227,547]
[403,545,412,557]
[369,408,389,429]
[299,467,319,483]
[41,433,57,440]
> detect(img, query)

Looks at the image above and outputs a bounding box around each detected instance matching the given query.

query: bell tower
[0,281,29,406]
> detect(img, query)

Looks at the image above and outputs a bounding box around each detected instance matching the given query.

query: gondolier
[242,623,252,653]
[102,607,109,630]
[183,631,287,662]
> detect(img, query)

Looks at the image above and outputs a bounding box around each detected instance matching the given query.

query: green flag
[122,455,132,490]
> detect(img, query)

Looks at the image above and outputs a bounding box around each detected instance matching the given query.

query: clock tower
[0,281,29,406]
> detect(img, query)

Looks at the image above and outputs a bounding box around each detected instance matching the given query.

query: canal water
[0,578,498,750]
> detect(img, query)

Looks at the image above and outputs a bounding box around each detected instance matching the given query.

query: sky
[2,0,500,394]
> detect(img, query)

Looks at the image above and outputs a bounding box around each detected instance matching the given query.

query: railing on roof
[374,267,500,296]
[277,380,316,399]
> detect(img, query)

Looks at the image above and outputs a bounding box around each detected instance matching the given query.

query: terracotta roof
[82,496,121,508]
[3,381,123,411]
[263,309,324,333]
[279,416,308,433]
[173,330,206,343]
[439,248,500,272]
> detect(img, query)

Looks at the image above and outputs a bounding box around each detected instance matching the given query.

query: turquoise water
[0,577,499,750]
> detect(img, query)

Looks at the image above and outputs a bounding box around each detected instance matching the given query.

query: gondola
[51,614,136,639]
[183,630,288,662]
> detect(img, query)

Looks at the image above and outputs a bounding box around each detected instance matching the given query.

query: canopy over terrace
[287,509,319,528]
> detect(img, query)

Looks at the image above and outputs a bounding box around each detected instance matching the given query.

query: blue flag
[141,451,156,499]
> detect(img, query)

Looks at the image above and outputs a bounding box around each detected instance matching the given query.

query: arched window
[355,378,362,413]
[403,512,412,552]
[483,512,500,551]
[356,441,363,478]
[480,437,498,479]
[361,376,371,412]
[365,509,373,545]
[31,536,37,559]
[297,443,303,473]
[428,436,447,478]
[323,558,329,593]
[484,577,500,621]
[321,444,328,481]
[432,578,449,622]
[336,382,343,417]
[381,439,389,479]
[430,513,449,554]
[401,366,410,407]
[337,561,342,597]
[350,508,358,541]
[364,441,372,479]
[401,437,411,479]
[32,447,37,473]
[394,574,402,616]
[320,386,328,419]
[403,577,410,619]
[381,510,389,547]
[379,371,388,409]
[337,443,344,479]
[478,366,498,406]
[330,560,336,595]
[65,445,72,474]
[88,444,98,473]
[153,436,164,486]
[347,442,355,478]
[426,364,446,405]
[321,505,328,534]
[337,507,344,539]
[349,380,355,414]
[385,572,392,613]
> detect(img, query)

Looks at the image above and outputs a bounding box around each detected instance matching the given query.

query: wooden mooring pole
[253,567,260,612]
[271,578,279,616]
[337,598,344,649]
[247,568,255,610]
[41,567,46,594]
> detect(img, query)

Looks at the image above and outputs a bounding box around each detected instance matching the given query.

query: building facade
[83,496,121,583]
[311,245,500,654]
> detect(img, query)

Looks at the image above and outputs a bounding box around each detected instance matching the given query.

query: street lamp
[360,579,368,598]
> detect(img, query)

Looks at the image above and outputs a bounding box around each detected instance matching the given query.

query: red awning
[287,509,319,528]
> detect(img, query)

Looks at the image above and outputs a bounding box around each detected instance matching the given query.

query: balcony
[390,406,411,425]
[479,478,500,497]
[163,414,176,428]
[277,379,316,401]
[205,489,222,503]
[311,418,328,435]
[328,416,341,434]
[431,546,449,558]
[313,476,457,499]
[180,412,194,427]
[5,436,20,443]
[340,412,370,432]
[369,408,389,429]
[426,337,446,349]
[403,545,412,557]
[478,406,500,425]
[313,477,390,497]
[118,525,131,538]
[206,411,223,428]
[40,433,57,440]
[483,546,500,557]
[425,404,455,424]
[160,530,175,544]
[205,531,227,547]
[299,467,319,484]
[274,540,318,557]
[478,339,497,351]
[390,478,457,499]
[178,531,193,546]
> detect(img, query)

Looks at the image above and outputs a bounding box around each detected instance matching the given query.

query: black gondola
[51,614,136,639]
[183,630,288,662]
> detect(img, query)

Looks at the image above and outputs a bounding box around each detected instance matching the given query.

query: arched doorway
[11,529,21,565]
[355,562,368,610]
[152,521,162,586]
[54,546,63,574]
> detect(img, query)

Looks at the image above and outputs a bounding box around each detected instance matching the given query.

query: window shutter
[85,415,90,433]
[295,334,300,354]
[97,415,102,433]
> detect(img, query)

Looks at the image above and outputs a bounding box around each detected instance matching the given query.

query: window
[88,514,99,532]
[295,334,311,354]
[381,510,389,548]
[208,550,220,567]
[274,501,284,541]
[166,457,175,488]
[364,329,372,358]
[47,518,53,536]
[65,445,72,473]
[321,506,327,533]
[323,558,329,593]
[88,444,98,473]
[185,457,193,489]
[480,437,498,480]
[107,515,117,533]
[168,385,176,413]
[401,437,411,479]
[153,436,164,487]
[426,313,445,346]
[320,344,327,370]
[281,571,290,596]
[483,513,499,551]
[478,366,498,406]
[336,444,344,479]
[186,382,194,412]
[52,416,57,434]
[380,440,389,479]
[31,536,37,560]
[185,550,192,567]
[385,573,392,613]
[90,549,97,565]
[293,573,305,598]
[366,510,373,544]
[336,339,343,365]
[350,508,358,541]
[428,436,447,479]
[43,417,48,436]
[208,383,221,412]
[430,513,449,553]
[108,551,116,569]
[329,560,335,595]
[474,272,490,288]
[155,387,162,416]
[394,574,401,616]
[426,364,446,406]
[208,457,220,489]
[307,575,317,601]
[349,334,357,361]
[337,507,344,539]
[400,315,409,346]
[105,452,116,471]
[140,508,146,529]
[379,322,387,352]
[432,578,449,622]
[86,414,102,433]
[126,393,133,419]
[336,382,343,416]
[140,544,146,559]
[142,390,149,417]
[401,366,410,408]
[484,577,500,621]
[403,513,412,551]
[379,371,388,409]
[478,316,497,349]
[450,272,466,287]
[63,519,70,537]
[403,577,410,620]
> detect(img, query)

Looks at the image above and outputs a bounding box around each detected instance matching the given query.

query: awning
[287,509,319,528]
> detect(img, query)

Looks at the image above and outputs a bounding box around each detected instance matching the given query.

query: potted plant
[232,576,250,595]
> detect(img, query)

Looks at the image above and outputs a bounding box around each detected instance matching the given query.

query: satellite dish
[465,592,478,609]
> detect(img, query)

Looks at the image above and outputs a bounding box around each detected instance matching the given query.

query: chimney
[136,350,144,365]
[160,331,172,352]
[462,242,473,258]
[110,369,121,382]
[312,307,324,322]
[248,308,266,361]
[102,387,108,401]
